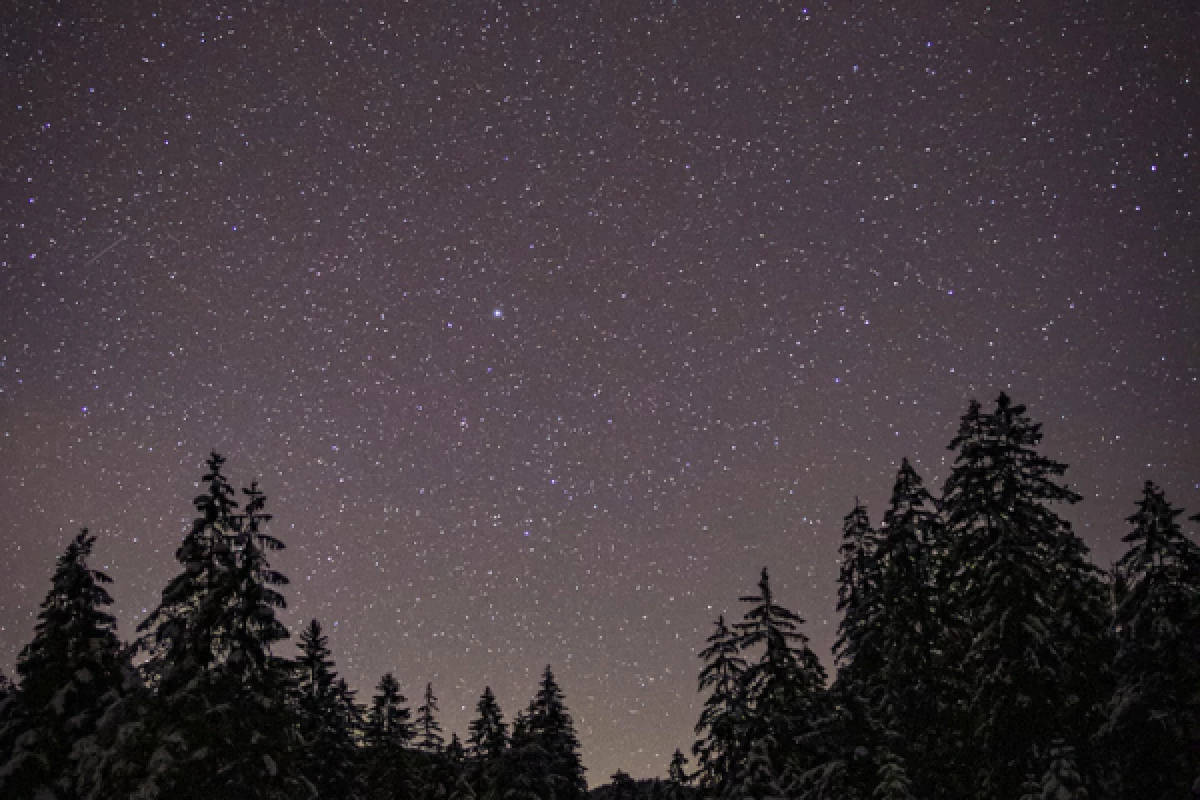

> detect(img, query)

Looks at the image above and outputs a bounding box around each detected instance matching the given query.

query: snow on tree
[0,529,128,799]
[125,455,305,798]
[692,614,748,795]
[940,395,1099,799]
[735,569,829,790]
[1101,481,1200,799]
[294,619,362,799]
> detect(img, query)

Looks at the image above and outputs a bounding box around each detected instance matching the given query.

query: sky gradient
[2,0,1197,782]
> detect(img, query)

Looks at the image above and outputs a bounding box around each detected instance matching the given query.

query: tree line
[1,394,1197,799]
[685,394,1199,800]
[0,454,589,800]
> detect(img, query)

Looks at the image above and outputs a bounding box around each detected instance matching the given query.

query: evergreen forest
[1,394,1197,799]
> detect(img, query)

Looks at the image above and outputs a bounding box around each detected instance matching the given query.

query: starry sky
[2,0,1197,782]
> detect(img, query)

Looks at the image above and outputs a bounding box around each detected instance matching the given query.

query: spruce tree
[833,501,884,686]
[692,614,748,795]
[295,619,362,800]
[417,682,445,752]
[468,686,508,796]
[1038,740,1088,800]
[130,455,303,798]
[363,672,415,799]
[736,569,829,788]
[522,666,587,800]
[1101,482,1200,799]
[940,395,1100,799]
[667,748,690,800]
[468,686,508,761]
[0,529,128,799]
[871,460,942,796]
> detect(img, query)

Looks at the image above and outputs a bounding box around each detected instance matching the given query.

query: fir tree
[521,666,587,800]
[667,748,690,800]
[468,686,508,796]
[468,686,508,761]
[0,529,128,799]
[295,619,362,800]
[692,614,748,795]
[940,395,1100,799]
[1101,482,1200,799]
[736,569,829,787]
[872,460,943,796]
[417,682,445,752]
[1038,740,1088,800]
[363,672,415,799]
[128,455,304,799]
[833,501,884,685]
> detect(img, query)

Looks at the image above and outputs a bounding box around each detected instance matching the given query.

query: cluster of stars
[2,0,1197,782]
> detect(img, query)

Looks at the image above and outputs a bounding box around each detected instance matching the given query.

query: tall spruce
[1101,481,1200,798]
[692,614,748,795]
[468,685,508,796]
[871,460,941,797]
[0,529,128,799]
[416,682,445,752]
[735,569,829,791]
[131,455,303,798]
[363,672,415,799]
[468,686,508,761]
[940,395,1101,799]
[295,619,362,800]
[522,666,587,800]
[833,501,884,686]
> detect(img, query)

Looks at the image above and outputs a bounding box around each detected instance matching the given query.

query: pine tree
[295,619,362,799]
[417,682,445,752]
[692,614,748,795]
[363,672,415,799]
[0,529,128,799]
[736,569,829,788]
[128,455,304,798]
[940,395,1100,799]
[1101,482,1200,799]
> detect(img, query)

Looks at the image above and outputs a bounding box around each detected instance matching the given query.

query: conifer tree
[0,529,128,799]
[468,685,508,796]
[1101,482,1200,799]
[129,455,304,798]
[692,614,748,795]
[522,666,587,800]
[871,460,943,796]
[736,569,829,787]
[667,748,690,800]
[833,501,883,686]
[939,395,1104,799]
[295,619,362,800]
[363,672,415,799]
[1038,740,1088,800]
[468,686,508,761]
[417,682,445,752]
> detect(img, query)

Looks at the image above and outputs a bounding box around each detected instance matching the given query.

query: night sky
[2,0,1197,782]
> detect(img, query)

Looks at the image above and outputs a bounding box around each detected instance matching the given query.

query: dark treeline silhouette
[1,395,1198,799]
[0,453,586,800]
[686,394,1200,800]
